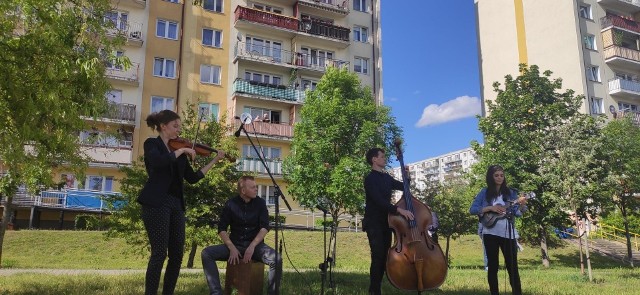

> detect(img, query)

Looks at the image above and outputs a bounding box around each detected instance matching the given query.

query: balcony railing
[238,158,283,175]
[106,62,140,84]
[233,79,305,102]
[603,45,640,63]
[81,146,133,165]
[234,42,349,72]
[299,0,349,15]
[299,20,350,42]
[601,15,640,35]
[106,21,144,43]
[102,102,136,122]
[617,110,640,126]
[609,78,640,95]
[235,6,299,31]
[6,189,123,212]
[234,118,294,138]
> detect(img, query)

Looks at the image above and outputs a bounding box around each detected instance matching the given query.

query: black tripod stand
[317,205,334,294]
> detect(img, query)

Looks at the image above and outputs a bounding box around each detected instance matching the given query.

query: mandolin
[480,192,535,228]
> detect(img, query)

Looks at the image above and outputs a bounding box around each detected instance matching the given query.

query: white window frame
[203,0,223,13]
[590,97,604,114]
[583,34,596,50]
[200,64,222,85]
[245,36,283,62]
[106,89,123,103]
[301,79,318,91]
[300,47,334,68]
[587,66,600,82]
[153,57,176,78]
[353,0,367,12]
[618,102,639,112]
[156,19,179,40]
[86,175,114,192]
[353,25,369,43]
[258,184,277,205]
[354,56,369,74]
[253,3,283,14]
[151,96,175,113]
[244,70,281,85]
[198,103,220,121]
[242,145,281,159]
[202,28,223,48]
[579,4,592,20]
[105,50,125,70]
[243,106,281,124]
[105,10,128,31]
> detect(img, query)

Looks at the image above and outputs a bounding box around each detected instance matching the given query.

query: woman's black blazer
[136,136,204,211]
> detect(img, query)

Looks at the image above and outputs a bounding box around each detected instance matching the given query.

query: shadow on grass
[518,249,634,270]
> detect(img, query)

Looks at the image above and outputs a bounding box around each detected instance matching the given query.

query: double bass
[386,139,448,292]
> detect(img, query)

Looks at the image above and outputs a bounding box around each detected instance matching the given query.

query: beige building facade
[476,0,640,124]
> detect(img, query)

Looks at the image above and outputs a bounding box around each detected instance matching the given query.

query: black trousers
[366,226,392,295]
[483,234,522,295]
[141,197,186,295]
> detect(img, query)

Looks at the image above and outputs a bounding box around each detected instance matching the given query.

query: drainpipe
[176,0,187,113]
[371,0,378,102]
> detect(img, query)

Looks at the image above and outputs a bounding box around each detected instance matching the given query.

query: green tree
[540,114,609,278]
[0,0,124,267]
[601,117,640,267]
[105,101,241,268]
[472,64,584,267]
[284,67,401,264]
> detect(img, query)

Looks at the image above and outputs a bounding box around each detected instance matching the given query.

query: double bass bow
[386,139,447,292]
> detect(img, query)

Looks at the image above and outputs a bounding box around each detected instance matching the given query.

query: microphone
[234,113,252,137]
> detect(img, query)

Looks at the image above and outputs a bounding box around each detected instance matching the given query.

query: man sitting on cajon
[202,176,282,295]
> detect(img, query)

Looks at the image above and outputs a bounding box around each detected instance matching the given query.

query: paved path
[0,268,204,276]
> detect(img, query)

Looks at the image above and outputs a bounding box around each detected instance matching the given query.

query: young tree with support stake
[0,0,125,268]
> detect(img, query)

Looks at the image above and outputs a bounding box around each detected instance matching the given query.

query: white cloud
[415,95,481,127]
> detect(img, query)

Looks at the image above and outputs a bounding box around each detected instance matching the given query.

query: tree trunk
[331,224,338,267]
[539,225,550,267]
[0,195,14,268]
[187,241,197,268]
[584,232,593,282]
[573,202,584,275]
[620,201,634,267]
[445,235,451,267]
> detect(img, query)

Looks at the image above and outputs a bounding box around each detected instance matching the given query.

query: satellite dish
[240,113,252,124]
[609,105,616,114]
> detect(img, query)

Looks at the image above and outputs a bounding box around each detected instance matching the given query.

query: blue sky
[380,1,484,165]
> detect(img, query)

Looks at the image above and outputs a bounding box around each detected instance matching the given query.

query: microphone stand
[236,123,292,294]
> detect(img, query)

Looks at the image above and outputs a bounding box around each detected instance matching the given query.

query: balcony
[601,15,640,35]
[609,78,640,99]
[106,62,140,86]
[603,45,640,67]
[298,0,349,17]
[233,79,305,103]
[8,189,123,212]
[293,52,349,73]
[234,6,298,35]
[234,118,294,139]
[81,146,133,165]
[598,0,640,13]
[297,19,351,48]
[106,21,144,46]
[238,158,283,175]
[234,42,295,68]
[616,110,640,126]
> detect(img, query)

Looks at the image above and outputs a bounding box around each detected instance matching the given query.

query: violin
[168,138,218,157]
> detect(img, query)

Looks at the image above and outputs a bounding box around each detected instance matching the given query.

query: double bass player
[363,147,414,295]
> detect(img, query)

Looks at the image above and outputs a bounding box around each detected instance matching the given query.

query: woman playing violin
[137,109,225,295]
[469,165,527,295]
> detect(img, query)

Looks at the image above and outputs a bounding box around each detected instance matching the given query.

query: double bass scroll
[385,138,448,292]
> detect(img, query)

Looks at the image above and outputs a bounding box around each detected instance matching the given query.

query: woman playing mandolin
[469,165,527,295]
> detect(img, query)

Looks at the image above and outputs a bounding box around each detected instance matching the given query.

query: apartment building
[391,147,479,192]
[4,0,382,229]
[475,0,640,125]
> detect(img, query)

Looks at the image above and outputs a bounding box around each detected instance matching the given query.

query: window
[242,145,281,159]
[105,50,125,70]
[153,57,176,78]
[354,57,369,74]
[244,71,281,85]
[618,102,639,112]
[301,79,318,90]
[165,0,179,3]
[353,0,367,12]
[156,19,178,40]
[198,103,219,121]
[590,97,604,114]
[203,0,223,13]
[80,130,129,147]
[86,176,114,191]
[203,28,222,48]
[353,26,369,42]
[583,34,596,50]
[586,66,599,82]
[106,90,122,103]
[258,185,277,205]
[579,4,592,20]
[151,96,175,113]
[105,11,128,31]
[243,106,281,124]
[200,64,221,84]
[245,37,282,62]
[300,47,334,68]
[253,3,282,14]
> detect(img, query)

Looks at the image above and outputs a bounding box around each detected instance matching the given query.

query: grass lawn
[1,230,638,294]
